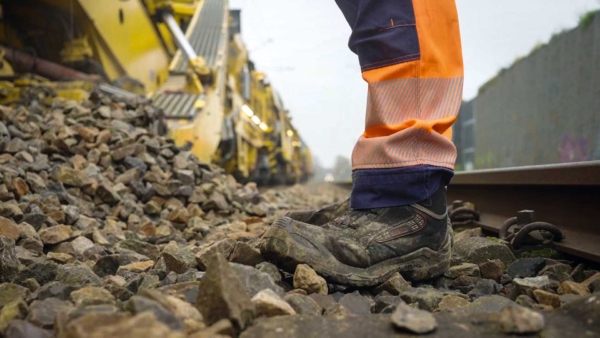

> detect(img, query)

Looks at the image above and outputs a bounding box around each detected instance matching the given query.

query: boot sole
[260,224,452,288]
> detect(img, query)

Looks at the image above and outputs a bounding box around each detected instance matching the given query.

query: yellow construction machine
[0,0,313,184]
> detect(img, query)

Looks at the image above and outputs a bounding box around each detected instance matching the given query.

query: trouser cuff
[350,165,453,209]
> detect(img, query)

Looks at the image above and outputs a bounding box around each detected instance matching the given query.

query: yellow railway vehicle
[0,0,313,184]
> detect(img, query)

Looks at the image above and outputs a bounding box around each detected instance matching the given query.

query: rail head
[452,161,600,186]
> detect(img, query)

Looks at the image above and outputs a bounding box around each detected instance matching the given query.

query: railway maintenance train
[0,0,313,185]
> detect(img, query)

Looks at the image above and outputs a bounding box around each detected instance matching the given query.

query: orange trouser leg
[336,0,464,208]
[353,0,464,170]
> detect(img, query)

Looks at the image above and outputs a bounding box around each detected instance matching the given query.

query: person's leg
[285,0,462,214]
[261,0,463,287]
[338,0,464,208]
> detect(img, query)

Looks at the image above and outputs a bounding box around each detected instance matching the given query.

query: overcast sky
[229,0,599,168]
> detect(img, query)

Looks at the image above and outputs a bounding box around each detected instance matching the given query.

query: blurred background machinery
[0,0,313,185]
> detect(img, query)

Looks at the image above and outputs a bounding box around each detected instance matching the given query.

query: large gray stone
[453,237,516,265]
[195,254,255,331]
[0,236,18,283]
[230,262,284,297]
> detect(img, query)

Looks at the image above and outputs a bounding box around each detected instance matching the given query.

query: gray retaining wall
[455,13,600,169]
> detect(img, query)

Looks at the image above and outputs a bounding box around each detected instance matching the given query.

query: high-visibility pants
[335,0,464,209]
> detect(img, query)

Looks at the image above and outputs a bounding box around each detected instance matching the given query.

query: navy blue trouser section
[351,166,453,209]
[335,0,420,71]
[335,0,453,209]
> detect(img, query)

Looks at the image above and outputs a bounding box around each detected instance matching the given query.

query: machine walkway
[153,0,228,118]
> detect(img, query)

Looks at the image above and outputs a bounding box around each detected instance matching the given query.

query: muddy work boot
[286,197,454,245]
[260,187,452,287]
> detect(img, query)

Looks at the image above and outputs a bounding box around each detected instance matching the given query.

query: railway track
[335,161,600,263]
[447,161,600,263]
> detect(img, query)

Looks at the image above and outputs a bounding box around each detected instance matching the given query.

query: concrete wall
[454,101,474,170]
[462,13,600,169]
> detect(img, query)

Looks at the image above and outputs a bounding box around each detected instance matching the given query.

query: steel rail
[447,161,600,262]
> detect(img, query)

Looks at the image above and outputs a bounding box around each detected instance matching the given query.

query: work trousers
[335,0,464,209]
